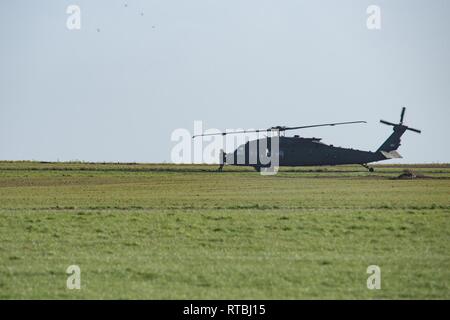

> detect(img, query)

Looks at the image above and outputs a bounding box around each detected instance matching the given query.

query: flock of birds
[96,3,155,32]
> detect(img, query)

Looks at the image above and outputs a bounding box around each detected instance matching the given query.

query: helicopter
[192,107,421,172]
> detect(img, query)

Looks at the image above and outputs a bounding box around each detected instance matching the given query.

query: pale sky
[1,0,449,163]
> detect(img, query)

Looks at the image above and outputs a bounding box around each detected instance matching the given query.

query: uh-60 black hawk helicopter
[193,108,421,172]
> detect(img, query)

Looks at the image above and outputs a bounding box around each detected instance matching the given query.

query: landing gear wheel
[361,164,375,172]
[218,149,225,172]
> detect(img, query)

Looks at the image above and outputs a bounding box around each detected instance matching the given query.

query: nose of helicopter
[219,149,241,166]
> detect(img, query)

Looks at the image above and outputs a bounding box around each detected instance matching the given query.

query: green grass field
[0,161,449,299]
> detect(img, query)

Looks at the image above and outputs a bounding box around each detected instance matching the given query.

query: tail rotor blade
[380,119,397,126]
[407,127,421,134]
[400,107,406,124]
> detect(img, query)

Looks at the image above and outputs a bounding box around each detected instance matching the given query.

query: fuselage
[224,136,386,167]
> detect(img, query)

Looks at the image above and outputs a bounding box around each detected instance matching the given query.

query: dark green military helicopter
[193,108,421,172]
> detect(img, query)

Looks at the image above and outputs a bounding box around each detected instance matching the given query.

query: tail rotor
[379,107,421,134]
[377,107,421,154]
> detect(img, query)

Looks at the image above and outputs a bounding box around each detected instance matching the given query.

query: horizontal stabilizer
[381,150,403,159]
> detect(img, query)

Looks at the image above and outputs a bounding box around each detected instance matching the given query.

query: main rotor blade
[192,128,268,138]
[281,121,367,131]
[380,119,397,126]
[400,107,406,124]
[407,127,421,134]
[192,120,366,138]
